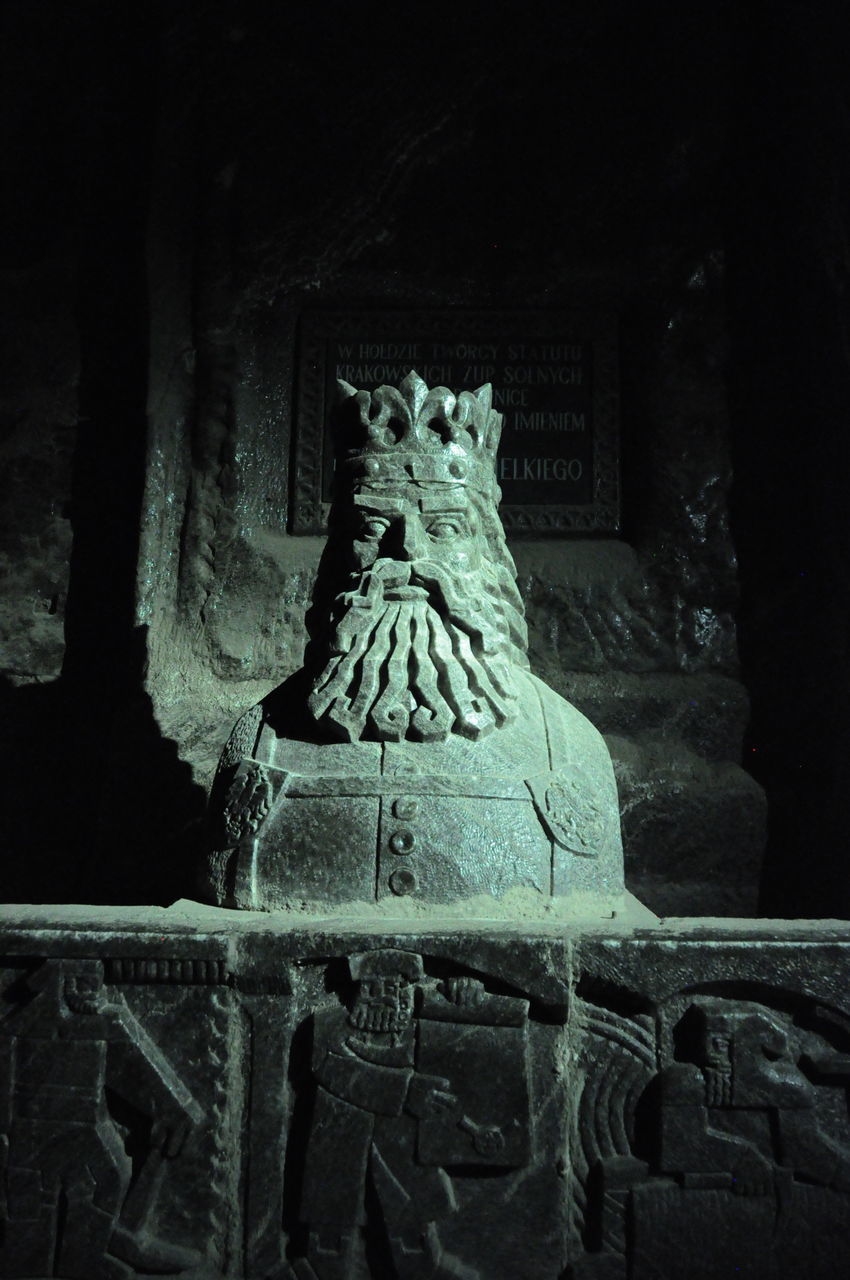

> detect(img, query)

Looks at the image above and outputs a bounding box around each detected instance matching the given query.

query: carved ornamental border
[292,309,620,535]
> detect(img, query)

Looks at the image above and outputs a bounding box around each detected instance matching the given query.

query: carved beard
[349,984,414,1035]
[63,986,103,1015]
[703,1065,733,1106]
[307,556,520,742]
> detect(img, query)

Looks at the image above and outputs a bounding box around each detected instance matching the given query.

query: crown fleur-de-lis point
[448,395,470,426]
[475,383,493,414]
[359,384,411,450]
[399,370,430,424]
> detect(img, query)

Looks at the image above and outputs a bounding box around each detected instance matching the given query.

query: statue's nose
[397,514,423,561]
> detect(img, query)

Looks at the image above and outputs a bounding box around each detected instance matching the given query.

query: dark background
[1,0,848,916]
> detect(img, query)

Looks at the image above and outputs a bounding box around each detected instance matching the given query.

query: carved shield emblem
[223,761,272,843]
[526,773,606,856]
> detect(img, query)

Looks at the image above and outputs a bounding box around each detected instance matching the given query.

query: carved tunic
[300,984,531,1226]
[210,671,623,911]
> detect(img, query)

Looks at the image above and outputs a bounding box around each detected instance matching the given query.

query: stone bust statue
[202,371,624,915]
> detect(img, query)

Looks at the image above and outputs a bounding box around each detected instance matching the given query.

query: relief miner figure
[0,958,202,1279]
[203,370,623,911]
[660,1000,850,1195]
[292,949,532,1280]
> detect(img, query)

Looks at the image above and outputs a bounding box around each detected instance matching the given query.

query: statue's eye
[426,519,463,541]
[359,518,388,540]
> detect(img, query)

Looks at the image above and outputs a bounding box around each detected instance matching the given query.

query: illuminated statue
[203,372,623,913]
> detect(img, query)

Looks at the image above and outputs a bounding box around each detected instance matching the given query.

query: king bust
[202,372,625,915]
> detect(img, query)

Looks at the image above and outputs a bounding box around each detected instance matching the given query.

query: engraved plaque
[293,310,619,534]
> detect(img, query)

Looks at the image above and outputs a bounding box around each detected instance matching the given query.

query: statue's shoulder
[520,670,609,753]
[519,671,621,861]
[217,671,314,771]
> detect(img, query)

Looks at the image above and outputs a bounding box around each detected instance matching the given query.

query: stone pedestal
[2,903,849,1280]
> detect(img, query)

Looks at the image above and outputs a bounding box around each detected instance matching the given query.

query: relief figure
[292,949,532,1280]
[0,959,203,1279]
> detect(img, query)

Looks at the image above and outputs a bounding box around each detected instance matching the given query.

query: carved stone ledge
[2,906,849,1279]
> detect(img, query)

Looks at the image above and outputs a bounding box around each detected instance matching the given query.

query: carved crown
[334,370,503,495]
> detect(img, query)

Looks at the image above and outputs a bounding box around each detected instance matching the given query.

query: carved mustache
[341,558,487,626]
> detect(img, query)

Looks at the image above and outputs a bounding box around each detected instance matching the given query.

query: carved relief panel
[249,948,571,1280]
[0,954,233,1280]
[569,983,850,1280]
[5,930,850,1279]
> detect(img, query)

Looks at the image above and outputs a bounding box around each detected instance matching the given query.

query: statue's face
[64,971,104,1015]
[349,973,415,1034]
[309,478,520,743]
[348,487,482,583]
[704,1030,732,1069]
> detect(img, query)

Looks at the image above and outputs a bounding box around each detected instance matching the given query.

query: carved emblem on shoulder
[526,774,606,856]
[223,761,272,843]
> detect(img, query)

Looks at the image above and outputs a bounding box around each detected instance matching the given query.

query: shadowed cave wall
[1,0,848,917]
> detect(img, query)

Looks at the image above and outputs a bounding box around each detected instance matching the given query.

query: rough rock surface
[0,263,76,686]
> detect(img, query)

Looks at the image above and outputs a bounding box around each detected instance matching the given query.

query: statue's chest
[251,708,553,907]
